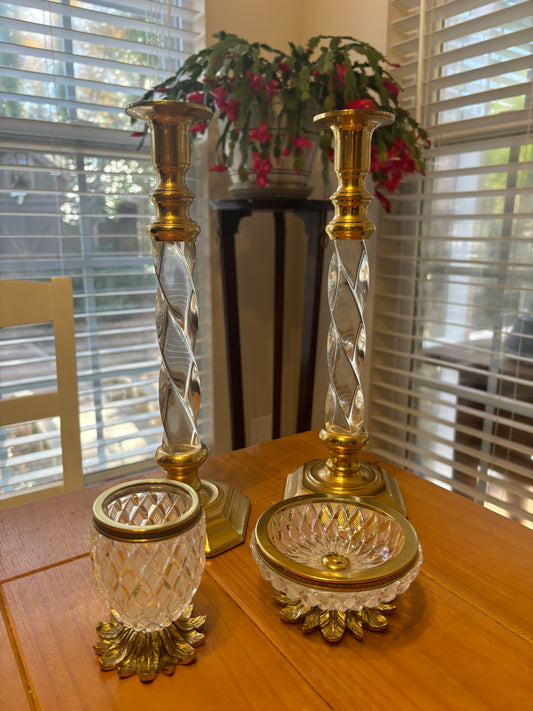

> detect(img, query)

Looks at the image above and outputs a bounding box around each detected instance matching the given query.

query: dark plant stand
[210,198,331,450]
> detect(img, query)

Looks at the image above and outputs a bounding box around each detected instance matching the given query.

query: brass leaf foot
[94,604,206,681]
[273,593,395,643]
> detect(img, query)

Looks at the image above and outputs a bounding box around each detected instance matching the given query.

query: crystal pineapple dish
[251,493,422,612]
[91,479,206,633]
[91,479,207,679]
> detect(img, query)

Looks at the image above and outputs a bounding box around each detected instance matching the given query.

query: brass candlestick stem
[126,100,250,555]
[285,110,405,515]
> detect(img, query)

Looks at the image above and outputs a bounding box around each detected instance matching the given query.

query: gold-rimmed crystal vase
[91,478,206,681]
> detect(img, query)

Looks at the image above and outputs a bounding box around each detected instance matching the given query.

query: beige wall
[205,0,388,50]
[205,0,301,46]
[204,0,389,453]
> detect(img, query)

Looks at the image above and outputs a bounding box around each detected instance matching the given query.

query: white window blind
[368,0,533,527]
[0,0,212,494]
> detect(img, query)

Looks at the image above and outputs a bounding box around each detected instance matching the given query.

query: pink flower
[335,63,347,85]
[372,136,419,198]
[281,148,291,157]
[292,136,313,153]
[186,91,205,104]
[383,79,400,100]
[211,86,228,108]
[250,121,273,144]
[252,150,272,186]
[246,71,264,94]
[278,61,291,75]
[225,99,240,123]
[209,164,228,172]
[252,151,272,172]
[245,73,279,100]
[190,122,208,134]
[381,172,403,192]
[346,99,377,110]
[265,79,279,99]
[210,87,239,123]
[386,138,416,173]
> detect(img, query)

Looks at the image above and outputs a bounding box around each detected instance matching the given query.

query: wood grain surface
[0,592,31,711]
[1,431,532,710]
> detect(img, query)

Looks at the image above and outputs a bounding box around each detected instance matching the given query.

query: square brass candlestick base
[284,459,406,516]
[156,446,250,558]
[201,479,250,557]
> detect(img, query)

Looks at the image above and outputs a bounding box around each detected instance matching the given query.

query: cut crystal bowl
[251,493,422,611]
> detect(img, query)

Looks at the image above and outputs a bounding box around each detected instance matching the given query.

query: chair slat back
[0,278,84,509]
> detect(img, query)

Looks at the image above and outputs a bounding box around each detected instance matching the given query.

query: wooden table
[1,431,532,710]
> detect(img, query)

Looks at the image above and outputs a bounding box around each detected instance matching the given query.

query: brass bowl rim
[253,494,420,591]
[92,478,202,543]
[125,99,213,123]
[313,108,395,128]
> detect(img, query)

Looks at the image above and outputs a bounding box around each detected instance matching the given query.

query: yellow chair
[0,278,84,508]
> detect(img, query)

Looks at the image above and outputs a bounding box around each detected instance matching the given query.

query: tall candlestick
[285,109,405,514]
[126,100,250,555]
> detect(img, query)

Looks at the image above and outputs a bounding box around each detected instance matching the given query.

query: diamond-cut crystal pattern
[251,498,422,612]
[251,535,422,612]
[92,488,205,633]
[105,490,192,527]
[268,501,405,571]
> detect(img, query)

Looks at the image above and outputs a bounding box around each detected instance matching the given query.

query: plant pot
[226,101,321,200]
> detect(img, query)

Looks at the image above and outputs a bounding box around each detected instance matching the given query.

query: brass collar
[254,494,420,591]
[92,479,202,543]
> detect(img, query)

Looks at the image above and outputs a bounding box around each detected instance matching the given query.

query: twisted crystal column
[126,101,250,555]
[154,240,202,459]
[285,110,406,514]
[326,239,369,435]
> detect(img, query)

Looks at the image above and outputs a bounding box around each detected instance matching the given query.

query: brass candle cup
[91,478,206,681]
[251,493,422,642]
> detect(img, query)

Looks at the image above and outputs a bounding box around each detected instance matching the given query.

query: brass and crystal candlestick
[285,110,405,515]
[125,100,250,556]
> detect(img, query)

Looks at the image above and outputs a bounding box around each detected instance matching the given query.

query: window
[0,0,212,493]
[368,0,532,526]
